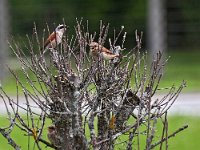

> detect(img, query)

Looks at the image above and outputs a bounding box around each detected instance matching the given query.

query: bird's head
[48,125,56,133]
[89,42,99,50]
[55,24,67,32]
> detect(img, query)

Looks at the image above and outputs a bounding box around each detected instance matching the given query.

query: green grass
[163,116,200,150]
[1,50,200,95]
[160,50,200,92]
[0,115,52,150]
[113,115,198,150]
[0,115,198,150]
[1,69,47,95]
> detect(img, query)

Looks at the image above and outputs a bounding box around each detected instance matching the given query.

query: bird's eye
[59,26,64,29]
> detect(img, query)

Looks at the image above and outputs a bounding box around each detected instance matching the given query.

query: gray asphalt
[154,93,200,116]
[0,93,199,116]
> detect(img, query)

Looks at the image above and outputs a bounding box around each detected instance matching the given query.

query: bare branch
[0,20,188,150]
[150,125,188,149]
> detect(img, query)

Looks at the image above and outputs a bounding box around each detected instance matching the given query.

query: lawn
[0,115,52,150]
[1,50,200,95]
[160,50,200,92]
[2,50,200,95]
[0,115,199,150]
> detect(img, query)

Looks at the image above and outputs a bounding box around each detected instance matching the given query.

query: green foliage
[9,0,147,53]
[9,0,200,51]
[10,0,147,32]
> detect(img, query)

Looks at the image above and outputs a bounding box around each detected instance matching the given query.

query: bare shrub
[0,20,187,150]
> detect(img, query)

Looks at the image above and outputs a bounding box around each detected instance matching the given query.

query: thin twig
[150,125,188,149]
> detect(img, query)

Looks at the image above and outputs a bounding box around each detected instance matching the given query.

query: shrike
[42,24,66,53]
[89,42,119,60]
[47,125,60,147]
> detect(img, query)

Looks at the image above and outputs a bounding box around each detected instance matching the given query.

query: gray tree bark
[147,0,167,58]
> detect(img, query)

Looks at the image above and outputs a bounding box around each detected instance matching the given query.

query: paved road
[0,93,199,116]
[154,93,200,116]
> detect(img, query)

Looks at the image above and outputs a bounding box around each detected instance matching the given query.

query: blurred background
[0,0,200,149]
[0,0,199,91]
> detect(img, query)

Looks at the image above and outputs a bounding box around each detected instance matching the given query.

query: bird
[42,24,66,53]
[47,125,60,147]
[89,42,119,60]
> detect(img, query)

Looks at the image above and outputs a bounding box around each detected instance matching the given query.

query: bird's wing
[44,32,56,48]
[97,45,113,54]
[90,42,114,54]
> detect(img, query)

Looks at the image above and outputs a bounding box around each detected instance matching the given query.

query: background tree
[9,0,200,51]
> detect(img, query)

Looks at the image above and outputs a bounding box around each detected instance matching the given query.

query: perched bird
[89,42,119,60]
[42,24,66,53]
[47,125,60,146]
[124,89,140,106]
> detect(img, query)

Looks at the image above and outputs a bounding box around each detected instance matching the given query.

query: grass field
[1,50,200,95]
[0,115,199,150]
[160,50,200,92]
